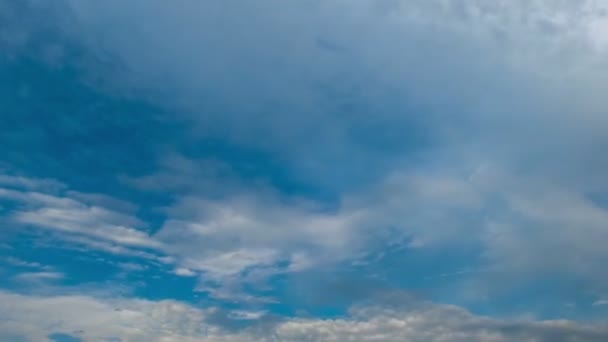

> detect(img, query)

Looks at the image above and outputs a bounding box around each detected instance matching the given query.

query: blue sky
[3,1,608,341]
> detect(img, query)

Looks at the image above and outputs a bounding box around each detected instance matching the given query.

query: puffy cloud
[0,289,607,342]
[0,290,219,342]
[275,305,608,342]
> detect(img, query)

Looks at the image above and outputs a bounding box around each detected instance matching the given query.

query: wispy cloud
[0,178,163,256]
[4,257,52,271]
[14,271,65,283]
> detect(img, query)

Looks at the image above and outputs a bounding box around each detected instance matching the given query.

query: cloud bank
[1,290,608,342]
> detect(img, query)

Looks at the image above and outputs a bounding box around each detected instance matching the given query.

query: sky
[2,0,608,341]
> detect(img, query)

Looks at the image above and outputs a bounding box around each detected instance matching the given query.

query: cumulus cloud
[0,290,217,342]
[0,290,607,342]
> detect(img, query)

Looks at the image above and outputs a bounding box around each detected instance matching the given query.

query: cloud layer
[2,290,608,342]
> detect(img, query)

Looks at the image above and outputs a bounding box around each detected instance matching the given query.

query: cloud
[4,257,52,270]
[4,167,607,306]
[0,289,607,342]
[0,179,162,254]
[0,290,217,342]
[15,207,159,248]
[5,0,608,317]
[0,175,64,192]
[9,1,608,189]
[274,305,608,342]
[14,272,65,283]
[593,300,608,307]
[173,268,196,277]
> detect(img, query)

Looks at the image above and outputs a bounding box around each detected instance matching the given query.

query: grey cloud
[41,0,608,195]
[11,0,608,186]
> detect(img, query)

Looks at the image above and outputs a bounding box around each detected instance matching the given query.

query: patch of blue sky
[48,333,82,342]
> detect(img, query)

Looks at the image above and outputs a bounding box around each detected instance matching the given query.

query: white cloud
[0,290,219,342]
[273,305,608,342]
[153,194,368,298]
[183,249,279,277]
[16,206,161,248]
[0,290,607,342]
[0,180,164,259]
[174,268,196,277]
